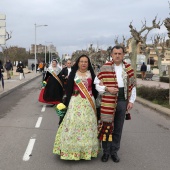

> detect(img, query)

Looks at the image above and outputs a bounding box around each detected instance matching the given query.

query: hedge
[137,86,169,105]
[137,74,169,83]
[160,77,169,83]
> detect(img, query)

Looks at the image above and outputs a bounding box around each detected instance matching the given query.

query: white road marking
[41,105,46,112]
[23,138,36,161]
[35,117,43,128]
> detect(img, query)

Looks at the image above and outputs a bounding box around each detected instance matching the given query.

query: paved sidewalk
[137,78,169,89]
[0,67,42,98]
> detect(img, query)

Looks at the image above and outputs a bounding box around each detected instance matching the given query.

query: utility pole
[0,14,7,62]
[0,14,6,46]
[34,24,48,73]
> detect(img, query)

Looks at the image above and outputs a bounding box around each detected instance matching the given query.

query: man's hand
[107,87,119,94]
[99,81,104,86]
[127,102,133,111]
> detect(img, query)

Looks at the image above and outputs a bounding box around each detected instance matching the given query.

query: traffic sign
[0,20,6,27]
[0,14,6,20]
[0,28,6,36]
[0,37,6,45]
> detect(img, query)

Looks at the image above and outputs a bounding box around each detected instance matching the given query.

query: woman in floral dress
[53,54,100,160]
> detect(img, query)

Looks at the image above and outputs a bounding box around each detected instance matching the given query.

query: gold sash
[50,71,63,89]
[74,77,96,116]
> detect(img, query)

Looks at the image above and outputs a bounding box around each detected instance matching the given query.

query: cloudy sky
[0,0,169,56]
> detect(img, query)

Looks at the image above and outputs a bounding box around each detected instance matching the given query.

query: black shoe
[101,154,109,162]
[111,153,120,163]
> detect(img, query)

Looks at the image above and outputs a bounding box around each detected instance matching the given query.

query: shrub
[151,66,158,69]
[137,74,141,78]
[160,77,169,83]
[137,86,169,105]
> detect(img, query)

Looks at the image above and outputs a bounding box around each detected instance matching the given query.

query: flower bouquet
[54,103,67,117]
[41,81,47,88]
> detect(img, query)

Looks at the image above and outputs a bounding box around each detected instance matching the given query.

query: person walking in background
[58,59,72,124]
[31,63,35,71]
[60,59,72,91]
[38,62,44,72]
[42,63,47,81]
[5,60,13,80]
[94,45,136,163]
[0,60,4,89]
[140,62,147,80]
[17,61,24,80]
[0,60,4,75]
[36,63,39,73]
[53,54,100,160]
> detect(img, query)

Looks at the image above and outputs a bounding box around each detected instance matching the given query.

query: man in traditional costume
[60,59,72,91]
[94,45,136,162]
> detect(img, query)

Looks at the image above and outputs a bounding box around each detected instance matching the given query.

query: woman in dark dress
[0,60,4,89]
[39,59,63,105]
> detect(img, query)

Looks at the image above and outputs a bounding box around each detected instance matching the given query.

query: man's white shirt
[94,64,136,103]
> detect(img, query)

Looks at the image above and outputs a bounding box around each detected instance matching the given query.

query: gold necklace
[78,69,87,73]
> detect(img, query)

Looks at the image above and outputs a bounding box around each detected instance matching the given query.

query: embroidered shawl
[97,61,136,122]
[47,66,61,76]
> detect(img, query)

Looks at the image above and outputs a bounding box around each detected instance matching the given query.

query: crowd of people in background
[0,60,26,89]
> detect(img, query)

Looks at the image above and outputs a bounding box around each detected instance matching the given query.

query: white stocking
[19,73,22,80]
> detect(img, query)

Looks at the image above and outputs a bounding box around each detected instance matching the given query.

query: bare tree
[129,16,162,77]
[114,36,119,45]
[0,31,12,62]
[6,31,12,41]
[164,1,170,40]
[114,35,127,55]
[151,34,166,76]
[114,35,126,48]
[106,46,112,61]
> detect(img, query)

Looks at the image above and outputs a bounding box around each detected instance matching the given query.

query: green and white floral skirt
[53,94,100,160]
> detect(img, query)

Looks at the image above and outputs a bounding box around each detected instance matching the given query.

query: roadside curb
[0,74,42,99]
[136,96,170,117]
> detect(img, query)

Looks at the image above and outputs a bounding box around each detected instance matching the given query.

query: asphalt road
[0,77,170,170]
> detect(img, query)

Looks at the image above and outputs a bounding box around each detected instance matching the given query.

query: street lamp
[34,23,48,73]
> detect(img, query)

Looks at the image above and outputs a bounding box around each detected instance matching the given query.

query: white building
[62,54,71,60]
[30,44,58,55]
[47,44,57,54]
